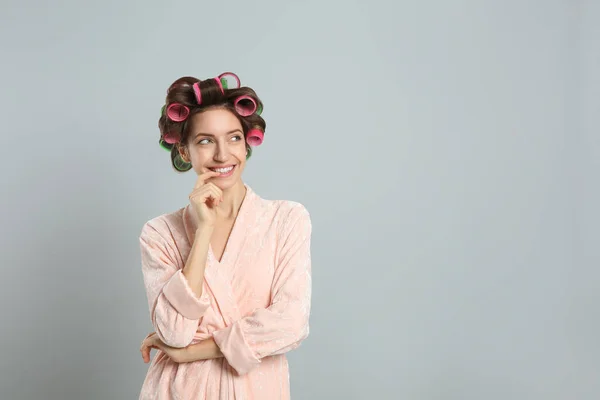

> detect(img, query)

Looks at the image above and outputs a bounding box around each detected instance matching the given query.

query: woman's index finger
[194,171,220,188]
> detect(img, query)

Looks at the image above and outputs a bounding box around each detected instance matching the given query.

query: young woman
[137,72,312,399]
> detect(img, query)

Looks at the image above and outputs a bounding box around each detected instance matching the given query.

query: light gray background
[0,1,597,399]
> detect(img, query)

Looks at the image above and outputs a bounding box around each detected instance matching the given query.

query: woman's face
[181,108,247,190]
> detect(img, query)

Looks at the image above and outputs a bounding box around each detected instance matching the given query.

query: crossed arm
[140,334,222,364]
[139,206,312,374]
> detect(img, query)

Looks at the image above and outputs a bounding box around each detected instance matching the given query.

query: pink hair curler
[218,72,241,89]
[234,95,257,116]
[193,82,202,105]
[246,128,264,146]
[194,78,224,105]
[166,103,190,122]
[214,77,224,94]
[163,131,181,144]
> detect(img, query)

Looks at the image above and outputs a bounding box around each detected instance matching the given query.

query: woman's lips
[208,165,236,177]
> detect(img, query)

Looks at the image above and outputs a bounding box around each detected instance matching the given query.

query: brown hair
[158,75,266,172]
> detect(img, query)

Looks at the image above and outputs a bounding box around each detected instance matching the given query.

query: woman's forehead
[190,108,242,134]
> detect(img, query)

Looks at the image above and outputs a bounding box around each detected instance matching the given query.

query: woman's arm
[140,333,223,363]
[177,338,224,363]
[182,226,213,298]
[140,222,213,348]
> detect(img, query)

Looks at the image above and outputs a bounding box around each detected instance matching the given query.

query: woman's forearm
[179,338,224,363]
[182,226,213,298]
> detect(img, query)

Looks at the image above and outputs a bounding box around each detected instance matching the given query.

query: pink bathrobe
[138,185,312,399]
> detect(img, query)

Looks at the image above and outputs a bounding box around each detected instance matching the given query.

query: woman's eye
[197,138,211,145]
[231,135,242,141]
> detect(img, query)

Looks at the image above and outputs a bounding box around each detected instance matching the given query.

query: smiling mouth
[208,165,236,175]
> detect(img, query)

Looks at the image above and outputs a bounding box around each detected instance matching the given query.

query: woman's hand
[189,171,223,227]
[140,332,187,363]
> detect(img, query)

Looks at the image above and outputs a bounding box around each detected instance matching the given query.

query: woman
[137,72,312,399]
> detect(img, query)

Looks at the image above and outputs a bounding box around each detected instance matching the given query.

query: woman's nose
[213,144,228,161]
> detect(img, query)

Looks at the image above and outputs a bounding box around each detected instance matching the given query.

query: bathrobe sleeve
[139,220,210,348]
[213,204,312,375]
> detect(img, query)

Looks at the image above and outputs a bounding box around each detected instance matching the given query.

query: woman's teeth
[211,166,234,173]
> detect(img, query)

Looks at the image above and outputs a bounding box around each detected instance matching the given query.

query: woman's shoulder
[256,194,309,219]
[254,194,311,235]
[139,206,187,238]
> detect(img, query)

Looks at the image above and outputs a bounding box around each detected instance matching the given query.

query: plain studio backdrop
[0,0,597,399]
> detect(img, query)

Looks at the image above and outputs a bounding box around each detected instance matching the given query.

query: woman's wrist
[195,225,214,238]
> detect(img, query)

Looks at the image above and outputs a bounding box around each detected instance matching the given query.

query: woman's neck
[215,181,247,220]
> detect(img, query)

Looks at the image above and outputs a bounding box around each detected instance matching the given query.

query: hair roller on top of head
[214,77,224,94]
[218,72,241,89]
[166,103,189,122]
[193,76,225,105]
[234,95,257,116]
[192,82,202,105]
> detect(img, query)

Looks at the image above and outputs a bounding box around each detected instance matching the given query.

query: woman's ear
[178,145,189,163]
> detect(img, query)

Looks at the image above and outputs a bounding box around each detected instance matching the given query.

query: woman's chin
[210,176,243,191]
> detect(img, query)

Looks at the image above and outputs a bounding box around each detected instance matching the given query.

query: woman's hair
[157,73,266,172]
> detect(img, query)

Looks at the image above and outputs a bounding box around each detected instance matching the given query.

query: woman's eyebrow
[193,129,243,139]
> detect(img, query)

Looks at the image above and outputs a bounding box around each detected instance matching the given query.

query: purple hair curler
[234,95,257,116]
[166,103,190,122]
[246,128,264,146]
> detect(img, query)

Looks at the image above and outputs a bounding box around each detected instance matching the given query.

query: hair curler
[234,95,257,116]
[166,103,190,122]
[246,128,264,146]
